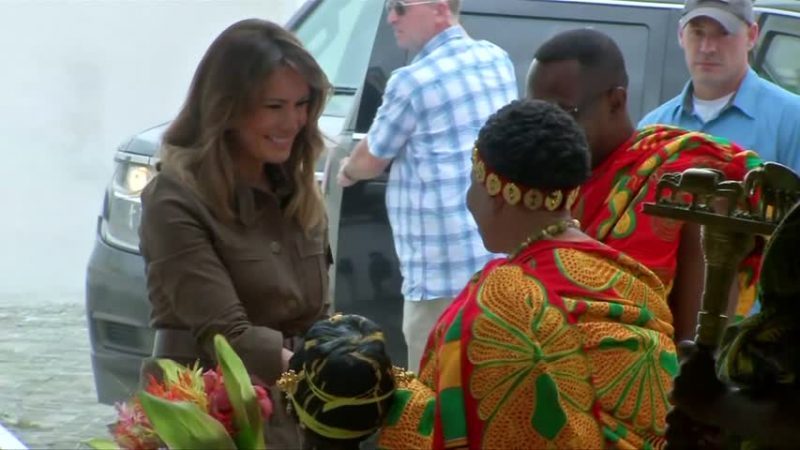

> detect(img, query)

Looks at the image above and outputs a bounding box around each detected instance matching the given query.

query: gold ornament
[545,190,564,211]
[472,143,577,212]
[277,369,302,395]
[485,174,502,196]
[473,148,487,183]
[502,183,522,205]
[523,189,545,210]
[392,366,416,385]
[509,219,581,258]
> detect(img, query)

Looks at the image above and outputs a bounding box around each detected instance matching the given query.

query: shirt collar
[234,166,292,226]
[729,68,759,119]
[412,25,466,63]
[679,68,759,120]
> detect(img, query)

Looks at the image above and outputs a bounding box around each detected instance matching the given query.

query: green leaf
[155,358,205,398]
[83,438,119,449]
[214,334,266,449]
[138,391,237,450]
[156,358,186,385]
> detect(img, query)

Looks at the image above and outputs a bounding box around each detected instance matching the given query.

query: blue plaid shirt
[367,25,518,301]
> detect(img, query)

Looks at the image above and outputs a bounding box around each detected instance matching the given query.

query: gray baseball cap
[680,0,755,33]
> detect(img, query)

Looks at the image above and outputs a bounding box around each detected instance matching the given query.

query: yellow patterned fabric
[378,239,677,449]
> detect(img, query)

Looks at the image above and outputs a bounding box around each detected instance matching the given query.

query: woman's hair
[160,19,330,232]
[475,99,591,190]
[286,315,396,449]
[759,201,800,310]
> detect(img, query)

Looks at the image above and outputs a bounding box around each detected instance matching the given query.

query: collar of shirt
[412,25,466,64]
[679,68,760,120]
[234,166,293,226]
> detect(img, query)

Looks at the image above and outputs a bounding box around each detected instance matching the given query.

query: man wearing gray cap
[640,0,800,174]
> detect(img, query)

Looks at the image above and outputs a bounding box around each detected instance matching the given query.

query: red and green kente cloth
[574,125,763,317]
[378,238,677,449]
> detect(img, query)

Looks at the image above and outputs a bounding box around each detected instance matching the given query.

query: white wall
[0,0,305,297]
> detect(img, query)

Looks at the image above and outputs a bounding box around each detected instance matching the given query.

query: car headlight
[99,153,155,252]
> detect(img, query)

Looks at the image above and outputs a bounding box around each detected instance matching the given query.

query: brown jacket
[139,167,330,448]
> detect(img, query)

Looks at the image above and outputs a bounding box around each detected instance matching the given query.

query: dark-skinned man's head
[526,28,632,167]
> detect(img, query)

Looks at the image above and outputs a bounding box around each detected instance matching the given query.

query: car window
[295,0,384,117]
[759,32,800,94]
[462,13,650,121]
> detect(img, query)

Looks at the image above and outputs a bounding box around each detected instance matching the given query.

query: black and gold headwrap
[277,314,398,443]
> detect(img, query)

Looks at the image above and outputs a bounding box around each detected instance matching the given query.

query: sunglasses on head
[385,0,441,16]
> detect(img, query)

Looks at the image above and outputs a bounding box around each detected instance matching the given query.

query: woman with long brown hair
[138,18,331,447]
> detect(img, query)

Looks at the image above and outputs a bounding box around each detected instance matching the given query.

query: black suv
[86,0,800,404]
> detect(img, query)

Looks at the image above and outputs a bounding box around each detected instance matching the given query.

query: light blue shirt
[367,25,518,301]
[639,68,800,173]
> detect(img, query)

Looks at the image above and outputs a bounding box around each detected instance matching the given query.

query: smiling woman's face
[231,65,311,170]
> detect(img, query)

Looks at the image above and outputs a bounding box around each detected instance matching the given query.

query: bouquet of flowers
[88,335,272,450]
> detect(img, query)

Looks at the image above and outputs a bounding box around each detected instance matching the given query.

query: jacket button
[270,241,281,254]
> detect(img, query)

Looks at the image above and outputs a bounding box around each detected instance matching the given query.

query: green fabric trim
[531,374,567,440]
[417,397,436,437]
[635,307,654,326]
[438,387,466,441]
[598,337,639,352]
[608,303,625,320]
[385,389,411,426]
[444,309,463,343]
[602,424,628,442]
[660,350,679,377]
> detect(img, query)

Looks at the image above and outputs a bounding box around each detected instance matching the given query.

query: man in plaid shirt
[337,0,517,372]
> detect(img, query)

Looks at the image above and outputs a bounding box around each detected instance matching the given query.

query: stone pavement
[0,298,115,449]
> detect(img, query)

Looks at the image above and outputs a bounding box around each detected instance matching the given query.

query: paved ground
[0,297,116,449]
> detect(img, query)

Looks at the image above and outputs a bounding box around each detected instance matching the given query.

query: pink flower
[204,368,236,435]
[253,385,273,420]
[112,400,163,450]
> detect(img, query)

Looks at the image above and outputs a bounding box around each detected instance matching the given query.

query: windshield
[295,0,384,116]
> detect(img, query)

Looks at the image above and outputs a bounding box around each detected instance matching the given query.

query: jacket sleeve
[139,178,285,385]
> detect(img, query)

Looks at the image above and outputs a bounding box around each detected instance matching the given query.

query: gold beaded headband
[471,147,580,211]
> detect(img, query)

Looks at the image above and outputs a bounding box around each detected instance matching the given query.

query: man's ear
[747,22,759,50]
[609,86,628,115]
[434,1,451,21]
